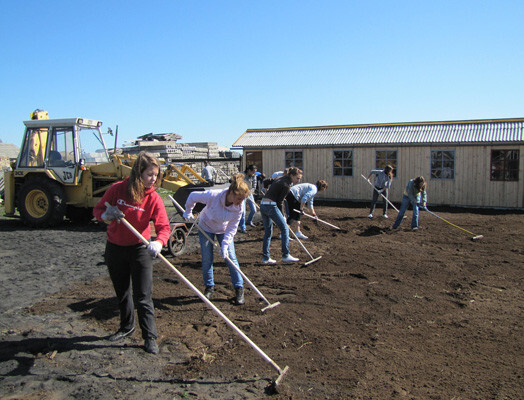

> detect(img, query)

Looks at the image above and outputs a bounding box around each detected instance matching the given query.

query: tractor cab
[17,116,110,185]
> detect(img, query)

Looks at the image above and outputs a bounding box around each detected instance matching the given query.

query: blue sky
[1,1,523,150]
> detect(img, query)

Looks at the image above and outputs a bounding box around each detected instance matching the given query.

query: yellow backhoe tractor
[3,111,210,230]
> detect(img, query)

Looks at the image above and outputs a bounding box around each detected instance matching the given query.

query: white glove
[182,211,195,221]
[102,205,125,222]
[221,243,229,259]
[147,240,163,257]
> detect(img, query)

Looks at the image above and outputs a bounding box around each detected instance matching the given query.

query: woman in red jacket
[94,152,170,355]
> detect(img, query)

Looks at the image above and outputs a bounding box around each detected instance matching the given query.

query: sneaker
[204,286,214,300]
[239,228,247,233]
[295,231,308,240]
[234,287,245,305]
[144,338,159,354]
[248,222,256,227]
[108,327,135,342]
[368,214,373,219]
[262,258,277,264]
[282,255,299,263]
[383,214,389,219]
[412,227,419,231]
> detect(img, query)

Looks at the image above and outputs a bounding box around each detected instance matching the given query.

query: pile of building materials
[122,133,241,183]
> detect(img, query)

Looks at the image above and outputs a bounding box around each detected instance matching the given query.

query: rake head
[301,256,322,267]
[267,365,290,394]
[261,301,281,312]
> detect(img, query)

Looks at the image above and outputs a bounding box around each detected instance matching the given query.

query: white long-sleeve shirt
[184,189,242,247]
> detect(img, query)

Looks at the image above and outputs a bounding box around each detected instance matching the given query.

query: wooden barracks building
[232,118,524,209]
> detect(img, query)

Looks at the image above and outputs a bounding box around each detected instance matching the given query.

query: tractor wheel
[18,179,66,227]
[168,227,187,257]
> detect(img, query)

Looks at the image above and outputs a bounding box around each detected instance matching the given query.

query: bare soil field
[0,203,523,399]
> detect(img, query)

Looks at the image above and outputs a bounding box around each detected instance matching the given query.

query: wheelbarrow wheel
[168,227,187,257]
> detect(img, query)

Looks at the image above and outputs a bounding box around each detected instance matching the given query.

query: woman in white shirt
[183,174,250,305]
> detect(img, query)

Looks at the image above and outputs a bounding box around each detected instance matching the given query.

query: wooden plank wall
[257,144,524,208]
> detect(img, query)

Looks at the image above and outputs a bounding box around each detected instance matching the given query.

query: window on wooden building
[333,150,353,176]
[491,150,520,181]
[431,150,455,179]
[375,150,397,176]
[285,151,303,169]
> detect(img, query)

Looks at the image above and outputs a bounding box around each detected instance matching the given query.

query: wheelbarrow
[167,221,189,257]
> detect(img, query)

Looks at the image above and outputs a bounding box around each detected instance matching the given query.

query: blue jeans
[393,195,419,229]
[239,194,256,229]
[198,230,243,288]
[260,203,290,261]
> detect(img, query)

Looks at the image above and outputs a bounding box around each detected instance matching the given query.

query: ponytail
[228,173,250,197]
[287,167,303,177]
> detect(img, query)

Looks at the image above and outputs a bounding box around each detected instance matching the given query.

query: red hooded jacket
[93,178,170,246]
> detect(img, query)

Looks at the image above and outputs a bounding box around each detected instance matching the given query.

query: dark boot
[144,337,159,354]
[204,286,214,300]
[234,287,245,305]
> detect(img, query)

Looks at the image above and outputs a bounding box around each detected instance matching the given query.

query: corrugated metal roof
[233,118,524,148]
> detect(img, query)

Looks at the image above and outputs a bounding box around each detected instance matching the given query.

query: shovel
[169,195,281,312]
[105,202,289,386]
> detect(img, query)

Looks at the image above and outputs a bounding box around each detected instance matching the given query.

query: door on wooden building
[245,150,262,172]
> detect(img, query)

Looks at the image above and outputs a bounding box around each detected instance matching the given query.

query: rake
[169,195,281,312]
[423,207,484,241]
[288,228,322,266]
[292,209,341,230]
[105,202,289,387]
[360,174,400,213]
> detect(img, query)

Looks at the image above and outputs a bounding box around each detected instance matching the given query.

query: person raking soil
[93,151,170,354]
[367,165,393,219]
[259,167,303,264]
[286,180,328,239]
[392,176,427,231]
[183,173,251,305]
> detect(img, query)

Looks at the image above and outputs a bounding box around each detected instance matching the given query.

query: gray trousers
[369,187,389,215]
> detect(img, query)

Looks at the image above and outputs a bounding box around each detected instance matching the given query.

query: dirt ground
[0,202,523,399]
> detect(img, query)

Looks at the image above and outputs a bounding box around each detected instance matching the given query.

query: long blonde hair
[127,152,163,203]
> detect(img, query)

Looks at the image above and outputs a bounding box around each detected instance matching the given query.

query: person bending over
[183,173,250,305]
[392,176,427,231]
[286,180,328,239]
